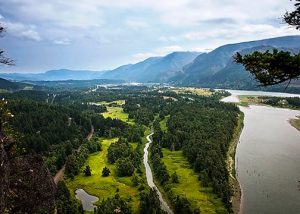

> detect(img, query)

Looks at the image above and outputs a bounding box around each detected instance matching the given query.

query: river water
[143,133,173,214]
[223,90,300,214]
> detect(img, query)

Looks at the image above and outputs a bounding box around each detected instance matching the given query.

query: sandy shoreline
[227,113,244,214]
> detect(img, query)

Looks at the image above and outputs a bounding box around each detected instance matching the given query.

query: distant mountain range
[1,35,300,92]
[0,69,105,81]
[0,52,199,82]
[100,52,200,82]
[171,36,300,89]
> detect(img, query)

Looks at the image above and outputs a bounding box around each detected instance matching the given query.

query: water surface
[143,133,173,214]
[221,89,300,103]
[75,189,99,211]
[223,90,300,213]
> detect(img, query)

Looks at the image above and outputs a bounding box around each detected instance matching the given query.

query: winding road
[53,125,94,184]
[143,133,173,214]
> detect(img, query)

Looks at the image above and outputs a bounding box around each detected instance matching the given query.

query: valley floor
[66,138,141,213]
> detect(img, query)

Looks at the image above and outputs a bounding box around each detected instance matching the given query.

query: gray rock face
[0,142,56,214]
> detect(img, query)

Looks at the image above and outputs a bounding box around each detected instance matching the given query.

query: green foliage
[102,166,111,177]
[171,195,193,214]
[56,181,83,214]
[65,139,102,177]
[150,143,170,184]
[156,100,239,210]
[95,194,132,214]
[107,138,134,164]
[124,97,165,125]
[284,0,300,29]
[116,157,135,177]
[107,137,142,177]
[171,172,179,183]
[140,188,165,214]
[235,1,300,87]
[234,50,300,86]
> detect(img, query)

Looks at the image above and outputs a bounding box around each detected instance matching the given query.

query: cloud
[159,24,299,45]
[1,0,299,72]
[3,20,41,41]
[132,45,184,61]
[125,20,148,29]
[53,38,70,45]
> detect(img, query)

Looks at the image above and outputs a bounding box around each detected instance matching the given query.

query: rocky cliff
[0,141,56,214]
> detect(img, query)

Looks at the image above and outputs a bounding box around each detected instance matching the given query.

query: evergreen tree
[83,165,92,176]
[235,0,300,87]
[102,167,111,177]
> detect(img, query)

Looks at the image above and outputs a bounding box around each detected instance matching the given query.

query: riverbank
[227,113,244,214]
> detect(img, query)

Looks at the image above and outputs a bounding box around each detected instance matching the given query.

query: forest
[0,85,240,213]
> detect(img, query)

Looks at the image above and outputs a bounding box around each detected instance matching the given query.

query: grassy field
[172,87,213,96]
[162,149,227,213]
[98,100,125,106]
[157,115,226,213]
[290,116,300,132]
[238,95,261,106]
[159,115,170,132]
[102,106,135,125]
[66,138,140,213]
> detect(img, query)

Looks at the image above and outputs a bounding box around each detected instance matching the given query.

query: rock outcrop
[0,142,56,214]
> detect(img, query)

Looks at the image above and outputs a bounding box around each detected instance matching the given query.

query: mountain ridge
[1,35,300,92]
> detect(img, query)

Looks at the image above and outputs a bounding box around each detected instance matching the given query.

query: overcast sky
[0,0,299,73]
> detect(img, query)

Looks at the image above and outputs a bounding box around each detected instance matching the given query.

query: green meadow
[159,115,169,132]
[66,138,140,213]
[161,149,228,213]
[102,106,135,125]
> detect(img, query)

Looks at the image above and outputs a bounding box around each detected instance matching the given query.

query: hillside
[0,78,31,91]
[101,51,200,82]
[172,36,300,90]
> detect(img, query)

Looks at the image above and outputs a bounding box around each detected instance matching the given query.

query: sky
[0,0,299,73]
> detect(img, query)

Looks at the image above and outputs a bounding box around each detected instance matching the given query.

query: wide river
[223,90,300,214]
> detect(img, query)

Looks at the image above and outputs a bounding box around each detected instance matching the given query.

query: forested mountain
[0,78,31,91]
[171,36,300,90]
[199,46,300,90]
[101,52,200,82]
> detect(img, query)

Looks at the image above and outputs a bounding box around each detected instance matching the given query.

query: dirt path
[53,125,94,184]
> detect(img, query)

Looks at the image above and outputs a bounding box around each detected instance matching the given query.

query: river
[223,90,300,214]
[143,133,173,214]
